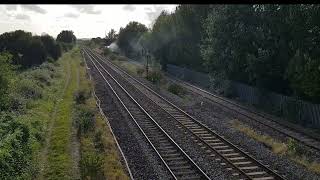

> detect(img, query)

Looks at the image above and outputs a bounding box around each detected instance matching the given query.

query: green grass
[43,48,80,180]
[231,119,320,174]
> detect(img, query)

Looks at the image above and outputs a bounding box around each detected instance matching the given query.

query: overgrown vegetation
[231,119,320,174]
[114,5,320,103]
[0,53,64,179]
[75,54,129,179]
[167,83,186,97]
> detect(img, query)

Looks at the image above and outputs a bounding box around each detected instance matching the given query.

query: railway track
[83,48,211,180]
[165,74,320,152]
[87,48,286,180]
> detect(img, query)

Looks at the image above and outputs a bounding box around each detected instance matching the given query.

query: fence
[166,64,320,128]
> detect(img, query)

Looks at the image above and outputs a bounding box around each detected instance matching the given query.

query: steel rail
[83,48,211,180]
[167,75,320,151]
[90,49,286,180]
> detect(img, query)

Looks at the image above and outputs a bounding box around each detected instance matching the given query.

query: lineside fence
[166,64,320,128]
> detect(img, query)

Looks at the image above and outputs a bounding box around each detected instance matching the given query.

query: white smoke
[108,42,120,53]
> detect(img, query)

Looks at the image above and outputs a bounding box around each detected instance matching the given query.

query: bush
[80,151,105,179]
[146,71,162,84]
[287,138,304,156]
[76,105,95,135]
[74,89,90,104]
[136,67,145,76]
[109,54,117,61]
[168,83,186,97]
[15,78,43,99]
[29,68,53,86]
[103,48,112,56]
[0,113,33,179]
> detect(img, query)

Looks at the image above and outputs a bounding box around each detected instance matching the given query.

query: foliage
[0,52,16,110]
[105,29,118,46]
[201,5,320,102]
[56,30,76,44]
[117,21,148,58]
[0,30,62,68]
[80,151,104,179]
[40,35,62,60]
[76,104,95,135]
[167,83,186,97]
[0,113,32,180]
[146,70,162,84]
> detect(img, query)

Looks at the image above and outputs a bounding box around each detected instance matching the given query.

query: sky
[0,4,177,39]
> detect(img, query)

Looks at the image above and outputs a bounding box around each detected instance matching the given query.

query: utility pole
[141,48,149,78]
[146,50,149,79]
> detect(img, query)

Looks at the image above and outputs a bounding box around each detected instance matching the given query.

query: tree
[117,21,148,57]
[40,34,61,60]
[56,30,76,44]
[0,30,49,67]
[105,29,118,46]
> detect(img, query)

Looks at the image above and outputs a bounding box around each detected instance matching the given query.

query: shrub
[0,113,32,179]
[103,48,112,56]
[109,54,117,61]
[29,68,52,86]
[146,71,162,84]
[80,151,105,179]
[136,67,145,76]
[287,138,304,156]
[74,90,90,104]
[76,105,95,135]
[168,83,186,97]
[15,78,43,99]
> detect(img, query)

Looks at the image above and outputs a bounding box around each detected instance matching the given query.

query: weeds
[146,70,162,84]
[231,119,320,174]
[168,83,186,97]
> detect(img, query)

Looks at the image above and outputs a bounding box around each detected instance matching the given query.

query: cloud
[144,7,152,11]
[71,5,101,15]
[5,5,17,11]
[21,5,47,14]
[64,13,79,18]
[145,5,168,22]
[14,14,31,20]
[123,5,136,12]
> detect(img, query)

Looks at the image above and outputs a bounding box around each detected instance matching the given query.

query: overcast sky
[0,4,177,39]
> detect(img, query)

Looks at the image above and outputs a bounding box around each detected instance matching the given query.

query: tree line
[0,30,76,68]
[110,5,320,103]
[0,29,76,110]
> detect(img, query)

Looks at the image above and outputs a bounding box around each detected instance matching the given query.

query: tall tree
[117,21,148,57]
[56,30,76,44]
[105,29,118,46]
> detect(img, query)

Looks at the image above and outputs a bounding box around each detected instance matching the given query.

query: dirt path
[70,61,81,180]
[37,57,72,180]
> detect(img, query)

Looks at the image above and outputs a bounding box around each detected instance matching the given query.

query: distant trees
[117,21,148,57]
[0,30,49,67]
[0,29,76,68]
[56,30,76,44]
[105,29,118,46]
[115,4,320,103]
[40,35,62,60]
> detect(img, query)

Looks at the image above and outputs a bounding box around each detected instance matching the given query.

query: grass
[231,119,320,174]
[76,50,129,179]
[44,48,79,180]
